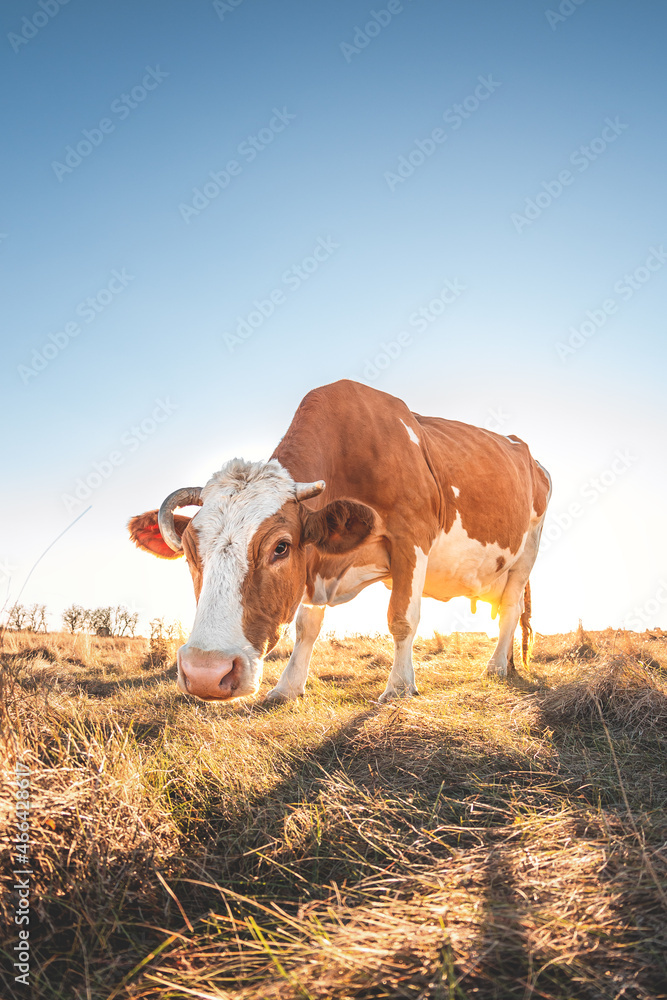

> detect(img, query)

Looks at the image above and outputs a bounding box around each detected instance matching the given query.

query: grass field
[1,624,666,1000]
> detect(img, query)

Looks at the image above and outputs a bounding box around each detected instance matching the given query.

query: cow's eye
[272,541,290,560]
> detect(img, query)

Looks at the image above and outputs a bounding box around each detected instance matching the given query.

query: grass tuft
[533,651,667,732]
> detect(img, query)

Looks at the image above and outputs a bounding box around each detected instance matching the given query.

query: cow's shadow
[72,664,178,697]
[186,709,548,995]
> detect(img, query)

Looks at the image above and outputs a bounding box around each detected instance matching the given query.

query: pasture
[1,625,666,999]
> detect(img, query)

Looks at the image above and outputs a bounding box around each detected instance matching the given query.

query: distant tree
[115,607,139,637]
[26,603,48,632]
[89,606,113,637]
[6,603,29,630]
[60,604,140,637]
[62,604,89,634]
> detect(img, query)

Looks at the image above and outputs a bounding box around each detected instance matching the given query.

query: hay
[1,628,666,1000]
[534,652,667,732]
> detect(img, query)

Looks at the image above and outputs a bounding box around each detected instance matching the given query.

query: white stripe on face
[184,459,296,655]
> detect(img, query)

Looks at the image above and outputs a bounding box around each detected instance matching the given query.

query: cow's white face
[128,459,376,701]
[178,460,305,699]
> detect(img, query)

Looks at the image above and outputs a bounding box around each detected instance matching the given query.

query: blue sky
[2,0,666,638]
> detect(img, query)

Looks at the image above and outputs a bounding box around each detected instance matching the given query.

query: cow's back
[273,380,441,546]
[273,380,549,554]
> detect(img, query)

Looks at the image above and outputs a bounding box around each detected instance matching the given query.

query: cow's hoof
[264,689,289,704]
[264,687,302,704]
[378,684,418,704]
[485,659,514,679]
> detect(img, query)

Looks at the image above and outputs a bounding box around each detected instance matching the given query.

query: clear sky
[2,0,666,640]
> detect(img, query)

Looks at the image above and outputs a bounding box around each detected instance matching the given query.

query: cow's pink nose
[177,646,239,700]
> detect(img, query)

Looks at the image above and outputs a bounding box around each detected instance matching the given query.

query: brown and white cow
[128,380,551,703]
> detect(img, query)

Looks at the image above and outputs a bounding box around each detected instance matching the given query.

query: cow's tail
[520,580,533,668]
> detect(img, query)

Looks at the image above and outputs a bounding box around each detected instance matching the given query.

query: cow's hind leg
[487,573,527,678]
[487,595,522,677]
[487,521,543,679]
[379,547,428,704]
[265,603,325,702]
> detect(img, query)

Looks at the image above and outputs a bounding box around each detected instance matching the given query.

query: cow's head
[128,459,375,701]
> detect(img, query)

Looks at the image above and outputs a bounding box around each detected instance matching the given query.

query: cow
[128,380,552,703]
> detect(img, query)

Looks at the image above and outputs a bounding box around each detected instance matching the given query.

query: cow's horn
[294,480,326,502]
[158,487,204,552]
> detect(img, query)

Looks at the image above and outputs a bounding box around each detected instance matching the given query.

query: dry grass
[1,626,666,999]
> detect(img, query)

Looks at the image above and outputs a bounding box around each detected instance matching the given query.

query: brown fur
[240,505,306,654]
[301,500,376,554]
[181,525,203,599]
[240,501,376,654]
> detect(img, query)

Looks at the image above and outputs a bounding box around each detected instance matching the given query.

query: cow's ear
[128,510,191,560]
[301,500,375,555]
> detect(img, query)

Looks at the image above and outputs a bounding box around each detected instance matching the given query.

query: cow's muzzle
[177,646,253,701]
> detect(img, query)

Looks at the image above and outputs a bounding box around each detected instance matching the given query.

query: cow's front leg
[265,603,325,702]
[379,547,428,703]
